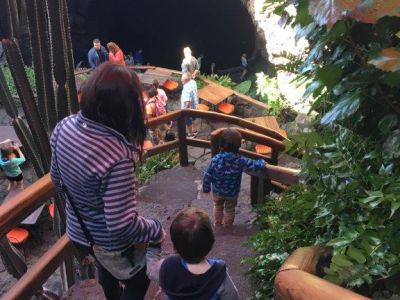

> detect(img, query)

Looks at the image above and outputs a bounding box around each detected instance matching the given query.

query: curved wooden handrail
[0,174,55,238]
[182,109,286,141]
[275,247,370,300]
[2,234,73,300]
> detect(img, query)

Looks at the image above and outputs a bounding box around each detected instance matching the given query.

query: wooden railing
[275,247,370,300]
[0,108,295,299]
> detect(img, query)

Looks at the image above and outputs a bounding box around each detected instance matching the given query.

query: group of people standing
[87,38,143,68]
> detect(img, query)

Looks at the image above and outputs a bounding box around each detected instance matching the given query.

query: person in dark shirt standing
[87,38,108,68]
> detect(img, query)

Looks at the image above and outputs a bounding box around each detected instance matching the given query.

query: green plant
[246,127,400,297]
[136,150,179,183]
[255,72,286,115]
[233,80,252,94]
[205,74,235,87]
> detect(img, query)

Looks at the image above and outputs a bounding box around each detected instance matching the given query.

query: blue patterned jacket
[203,152,266,197]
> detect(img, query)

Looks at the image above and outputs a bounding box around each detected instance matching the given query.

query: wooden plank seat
[163,79,179,91]
[6,227,29,245]
[197,103,210,111]
[198,84,234,106]
[218,102,235,114]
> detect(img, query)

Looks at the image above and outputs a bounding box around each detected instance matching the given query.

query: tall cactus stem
[26,0,56,130]
[2,39,51,172]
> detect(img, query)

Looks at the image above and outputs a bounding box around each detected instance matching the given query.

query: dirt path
[138,165,257,299]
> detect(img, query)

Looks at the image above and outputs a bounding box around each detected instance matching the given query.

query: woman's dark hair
[152,79,159,89]
[220,129,242,153]
[170,207,215,263]
[147,87,158,98]
[79,62,146,151]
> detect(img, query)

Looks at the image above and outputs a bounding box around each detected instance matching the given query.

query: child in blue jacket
[203,129,267,226]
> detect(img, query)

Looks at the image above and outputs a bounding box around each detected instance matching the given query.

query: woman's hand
[149,228,166,248]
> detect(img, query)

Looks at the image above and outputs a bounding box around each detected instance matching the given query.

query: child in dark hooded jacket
[147,207,239,300]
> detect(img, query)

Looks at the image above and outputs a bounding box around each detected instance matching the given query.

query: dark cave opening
[71,0,256,72]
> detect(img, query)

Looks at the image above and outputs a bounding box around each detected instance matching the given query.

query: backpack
[146,97,164,117]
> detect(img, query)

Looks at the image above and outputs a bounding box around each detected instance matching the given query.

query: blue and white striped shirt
[50,111,162,251]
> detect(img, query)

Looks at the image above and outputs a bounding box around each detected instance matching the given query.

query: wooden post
[271,149,279,165]
[250,176,259,206]
[177,117,188,166]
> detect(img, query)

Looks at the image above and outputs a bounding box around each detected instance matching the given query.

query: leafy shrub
[136,150,179,183]
[205,74,235,88]
[246,127,400,297]
[255,72,286,116]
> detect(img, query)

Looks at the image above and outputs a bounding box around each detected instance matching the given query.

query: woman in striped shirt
[50,62,164,299]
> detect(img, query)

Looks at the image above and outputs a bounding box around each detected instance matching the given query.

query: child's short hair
[220,129,242,153]
[170,207,215,263]
[1,146,13,158]
[147,87,158,98]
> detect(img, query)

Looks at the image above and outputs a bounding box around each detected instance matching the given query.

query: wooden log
[275,269,370,300]
[247,165,299,187]
[146,110,182,127]
[275,246,370,300]
[186,138,211,149]
[233,127,285,151]
[177,118,188,166]
[0,174,54,238]
[145,140,179,157]
[183,109,285,141]
[238,148,273,164]
[2,235,73,300]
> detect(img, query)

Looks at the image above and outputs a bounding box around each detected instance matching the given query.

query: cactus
[0,0,19,39]
[2,39,51,172]
[47,0,70,120]
[26,0,57,130]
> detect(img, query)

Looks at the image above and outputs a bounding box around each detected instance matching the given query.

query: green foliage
[247,128,400,297]
[248,0,400,298]
[0,65,36,98]
[255,72,286,116]
[136,150,178,183]
[205,74,235,88]
[233,80,251,94]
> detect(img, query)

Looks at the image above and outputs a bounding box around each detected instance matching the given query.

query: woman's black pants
[97,263,150,300]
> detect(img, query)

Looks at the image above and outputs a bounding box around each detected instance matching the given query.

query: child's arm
[202,160,215,193]
[146,245,164,282]
[12,145,26,165]
[241,157,266,172]
[217,270,239,300]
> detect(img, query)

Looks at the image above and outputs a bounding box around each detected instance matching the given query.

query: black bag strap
[53,124,95,247]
